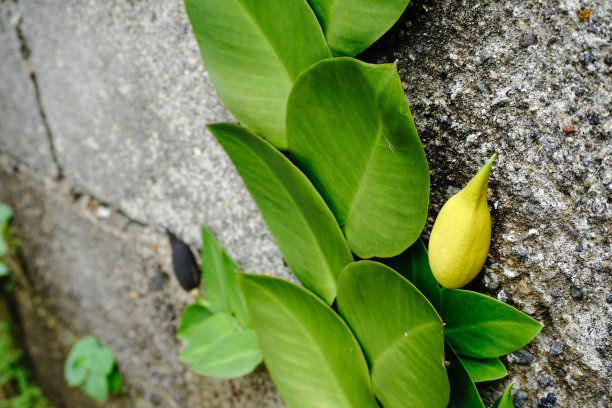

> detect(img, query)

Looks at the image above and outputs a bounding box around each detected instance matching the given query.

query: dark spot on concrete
[514,390,528,407]
[574,88,586,97]
[519,33,538,48]
[569,286,583,300]
[537,374,554,388]
[513,246,529,262]
[550,289,563,299]
[507,348,534,365]
[538,393,557,408]
[550,341,564,356]
[588,115,600,126]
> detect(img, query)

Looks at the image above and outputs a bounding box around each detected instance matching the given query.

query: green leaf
[189,329,262,379]
[107,369,122,395]
[492,382,515,408]
[238,274,378,408]
[177,304,213,339]
[287,58,429,258]
[442,289,543,358]
[0,239,7,257]
[82,374,108,402]
[65,336,99,386]
[83,347,115,375]
[383,238,441,311]
[200,225,250,327]
[0,262,8,277]
[209,123,353,304]
[0,204,12,223]
[336,261,449,408]
[179,313,238,362]
[307,0,410,56]
[458,355,508,383]
[446,344,485,408]
[185,0,331,148]
[179,313,262,378]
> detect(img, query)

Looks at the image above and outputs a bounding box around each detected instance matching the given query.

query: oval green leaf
[307,0,411,56]
[83,374,109,402]
[185,0,331,148]
[458,355,508,383]
[179,312,263,379]
[238,274,379,408]
[201,225,250,327]
[446,344,486,408]
[287,58,429,258]
[208,123,353,304]
[336,261,449,408]
[492,382,515,408]
[442,289,543,358]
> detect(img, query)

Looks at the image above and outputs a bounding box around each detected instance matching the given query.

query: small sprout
[167,230,201,291]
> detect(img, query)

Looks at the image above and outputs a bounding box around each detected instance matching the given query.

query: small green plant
[0,203,15,277]
[0,322,51,408]
[181,1,543,407]
[170,227,262,378]
[64,336,121,402]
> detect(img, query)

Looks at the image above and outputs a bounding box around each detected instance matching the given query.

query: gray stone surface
[14,0,290,281]
[0,0,609,407]
[0,158,284,408]
[362,0,610,406]
[0,2,56,175]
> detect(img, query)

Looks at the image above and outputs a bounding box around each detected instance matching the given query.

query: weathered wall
[0,0,610,407]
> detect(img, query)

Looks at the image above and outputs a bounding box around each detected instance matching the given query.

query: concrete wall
[0,0,610,407]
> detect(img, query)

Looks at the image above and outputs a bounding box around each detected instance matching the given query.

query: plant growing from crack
[169,1,543,407]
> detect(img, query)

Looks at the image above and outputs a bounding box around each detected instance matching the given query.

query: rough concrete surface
[0,0,610,407]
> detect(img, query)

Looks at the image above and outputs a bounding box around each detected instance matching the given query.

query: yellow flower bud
[428,154,496,288]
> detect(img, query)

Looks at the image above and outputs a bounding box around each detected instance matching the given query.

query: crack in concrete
[15,18,64,180]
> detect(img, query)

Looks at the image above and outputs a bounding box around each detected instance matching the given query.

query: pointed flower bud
[428,154,496,288]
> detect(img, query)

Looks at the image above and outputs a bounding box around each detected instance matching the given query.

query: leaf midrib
[255,281,355,407]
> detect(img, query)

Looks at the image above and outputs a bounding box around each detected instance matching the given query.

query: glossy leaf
[442,289,543,358]
[178,313,262,379]
[458,355,507,383]
[383,238,441,311]
[287,58,429,258]
[493,382,515,408]
[492,382,515,408]
[239,274,378,408]
[307,0,410,56]
[177,303,213,338]
[446,344,485,408]
[336,261,449,408]
[185,0,331,148]
[209,123,353,304]
[107,370,122,394]
[200,225,250,327]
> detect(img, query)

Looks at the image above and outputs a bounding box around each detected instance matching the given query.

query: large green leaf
[446,344,485,408]
[492,382,515,408]
[287,58,429,258]
[209,123,353,304]
[383,238,441,311]
[336,261,449,408]
[82,374,108,402]
[458,355,507,383]
[178,313,262,379]
[185,0,331,148]
[238,274,378,408]
[307,0,410,56]
[442,289,543,358]
[200,225,250,327]
[64,336,100,386]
